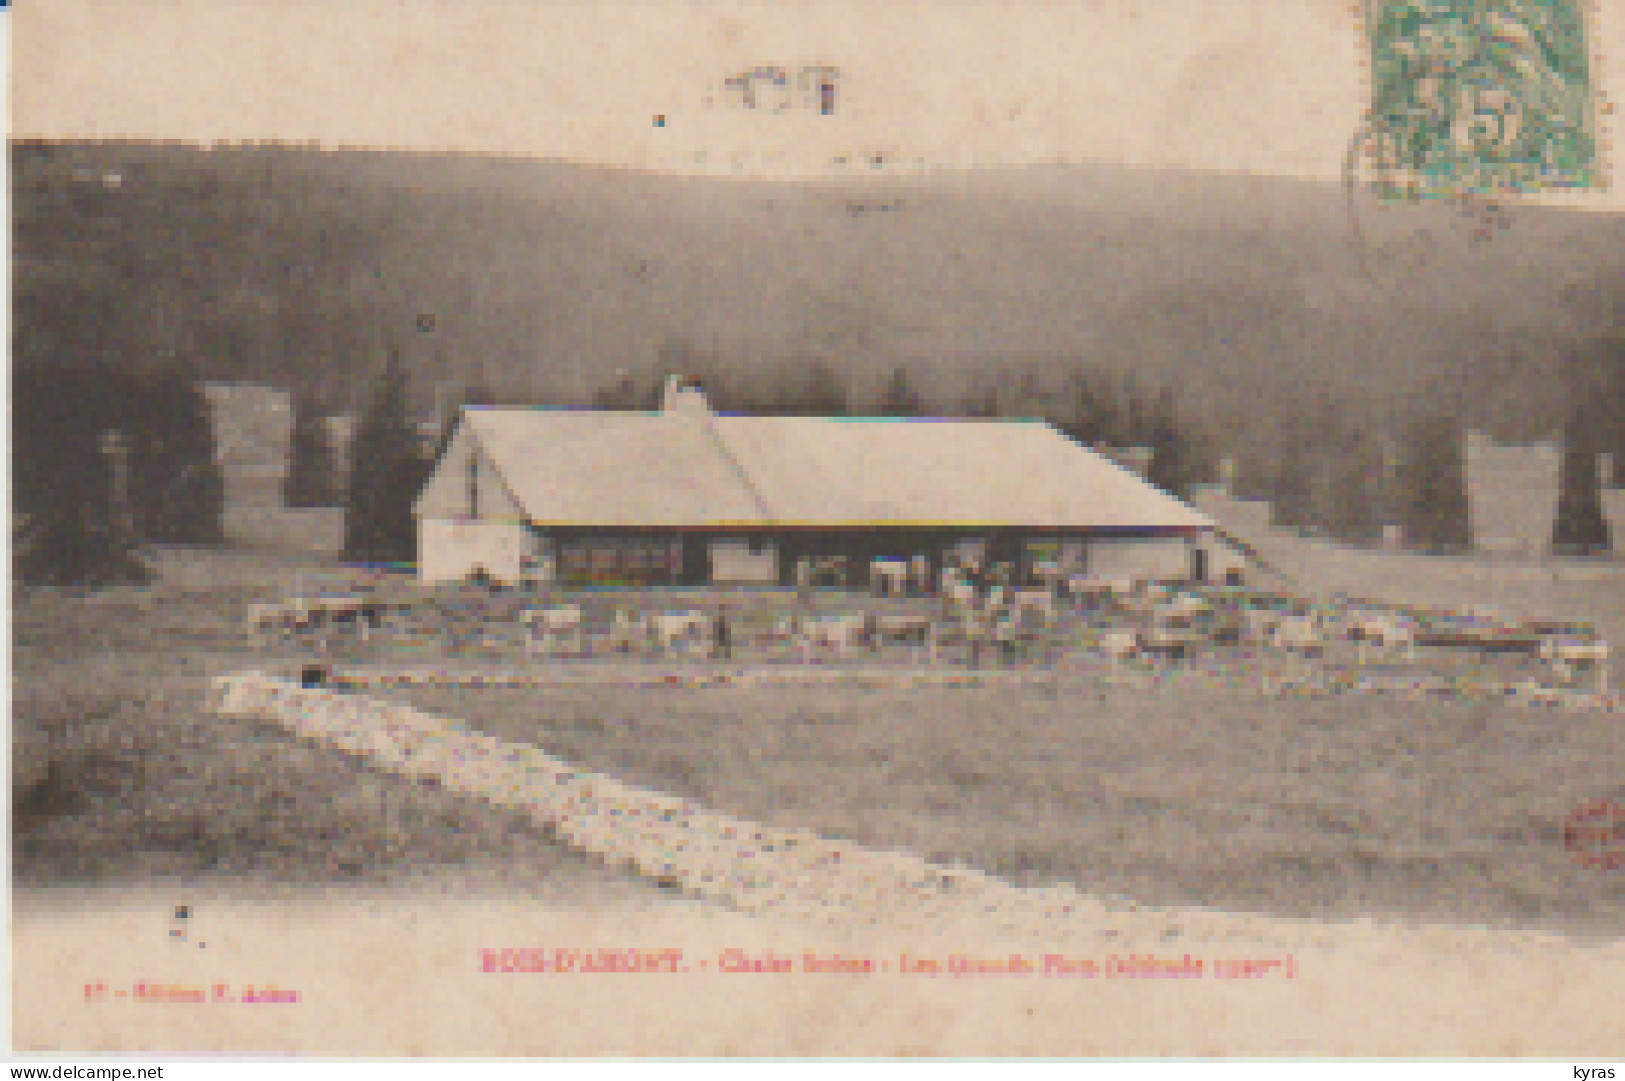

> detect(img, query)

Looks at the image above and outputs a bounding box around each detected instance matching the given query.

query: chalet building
[413,376,1222,588]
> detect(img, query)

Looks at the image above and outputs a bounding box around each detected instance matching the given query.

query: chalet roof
[438,408,774,527]
[705,415,1210,528]
[414,392,1213,531]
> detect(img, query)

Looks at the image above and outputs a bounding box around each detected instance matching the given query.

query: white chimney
[662,374,711,416]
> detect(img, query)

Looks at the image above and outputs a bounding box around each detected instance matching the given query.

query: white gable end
[413,419,526,522]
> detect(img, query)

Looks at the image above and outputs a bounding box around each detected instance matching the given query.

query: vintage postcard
[10,0,1625,1061]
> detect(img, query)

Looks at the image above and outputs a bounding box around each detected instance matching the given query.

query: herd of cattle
[241,556,1613,691]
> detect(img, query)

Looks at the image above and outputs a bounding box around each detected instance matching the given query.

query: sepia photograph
[9,0,1625,1060]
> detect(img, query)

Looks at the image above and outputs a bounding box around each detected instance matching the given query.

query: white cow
[1162,592,1210,618]
[1269,612,1327,656]
[806,556,848,587]
[867,612,939,663]
[1347,612,1418,663]
[1032,560,1065,591]
[247,598,359,638]
[298,596,374,635]
[1076,576,1139,608]
[1241,607,1285,645]
[245,601,292,635]
[988,608,1028,665]
[955,606,995,665]
[1011,588,1058,624]
[870,558,910,598]
[1064,574,1110,609]
[644,610,710,655]
[1539,636,1611,692]
[910,555,932,597]
[285,600,315,631]
[796,612,871,662]
[318,596,372,641]
[522,604,584,656]
[867,612,933,645]
[604,608,649,654]
[1097,629,1142,665]
[943,576,979,612]
[943,602,1024,666]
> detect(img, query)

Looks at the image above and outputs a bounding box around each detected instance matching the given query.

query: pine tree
[14,487,150,588]
[799,360,850,417]
[462,377,498,409]
[342,346,424,565]
[1399,412,1473,553]
[1325,426,1381,545]
[1145,387,1196,501]
[1551,404,1613,555]
[284,394,338,508]
[1118,372,1148,447]
[591,369,641,411]
[124,364,225,545]
[878,366,924,417]
[810,360,851,417]
[961,377,1001,419]
[1061,365,1118,448]
[13,361,151,586]
[1600,336,1625,488]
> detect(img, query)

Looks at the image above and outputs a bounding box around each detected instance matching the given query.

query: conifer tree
[1061,365,1118,448]
[124,364,225,544]
[1184,423,1222,488]
[1325,426,1381,545]
[14,484,150,587]
[1551,404,1613,555]
[591,369,641,411]
[284,394,338,508]
[878,366,924,417]
[961,375,1001,419]
[1118,372,1148,447]
[13,361,151,586]
[342,345,424,565]
[1601,336,1625,488]
[1145,386,1196,501]
[799,359,850,417]
[1398,411,1473,552]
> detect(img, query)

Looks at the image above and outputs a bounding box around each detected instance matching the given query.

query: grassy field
[10,557,656,902]
[12,530,1625,942]
[381,673,1625,940]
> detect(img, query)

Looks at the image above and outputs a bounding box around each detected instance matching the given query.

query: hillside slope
[14,141,1625,445]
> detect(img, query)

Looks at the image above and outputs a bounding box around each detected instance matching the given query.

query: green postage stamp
[1357,0,1606,198]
